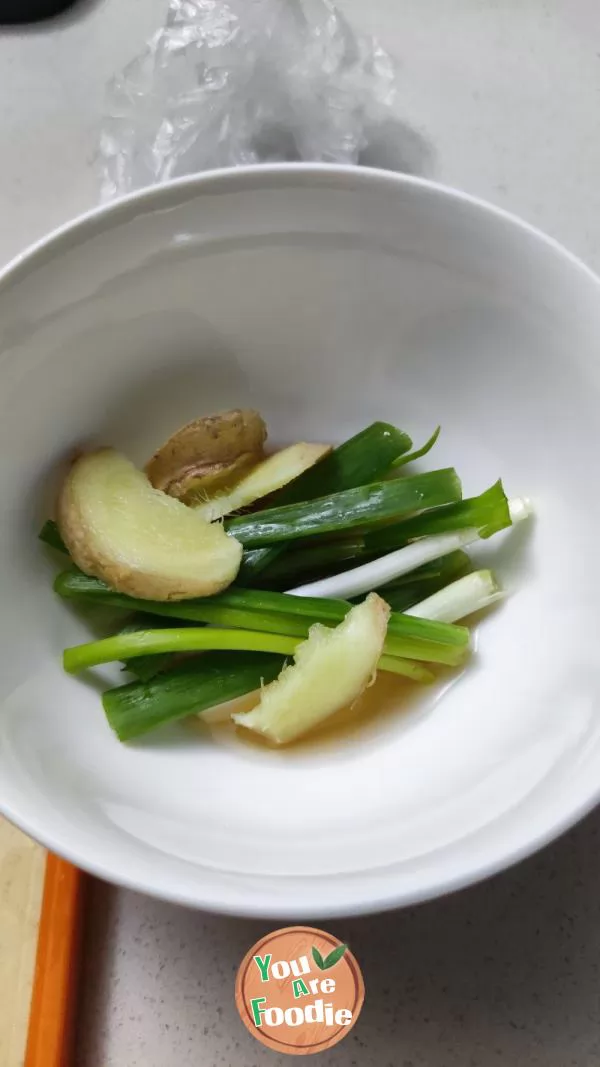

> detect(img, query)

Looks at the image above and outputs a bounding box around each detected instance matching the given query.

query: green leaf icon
[312,943,349,970]
[322,943,348,969]
[311,946,326,970]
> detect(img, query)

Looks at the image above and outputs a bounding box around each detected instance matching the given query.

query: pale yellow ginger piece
[233,593,390,744]
[58,449,242,601]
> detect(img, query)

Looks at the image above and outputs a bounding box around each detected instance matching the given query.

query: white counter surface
[2,2,600,1063]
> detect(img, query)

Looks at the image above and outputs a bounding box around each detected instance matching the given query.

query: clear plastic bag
[97,0,397,200]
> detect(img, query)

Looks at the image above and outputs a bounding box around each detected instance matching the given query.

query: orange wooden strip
[24,854,85,1067]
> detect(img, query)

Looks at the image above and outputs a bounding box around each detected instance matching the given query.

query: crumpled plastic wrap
[97,0,397,200]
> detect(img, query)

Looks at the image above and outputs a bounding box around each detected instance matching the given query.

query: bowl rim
[2,161,600,919]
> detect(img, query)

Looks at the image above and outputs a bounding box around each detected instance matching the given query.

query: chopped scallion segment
[38,519,67,554]
[103,652,286,742]
[227,468,462,545]
[365,480,510,553]
[54,571,470,651]
[269,421,413,505]
[406,569,504,623]
[289,496,529,601]
[391,426,440,468]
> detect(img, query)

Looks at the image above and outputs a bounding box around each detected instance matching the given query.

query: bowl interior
[1,166,599,917]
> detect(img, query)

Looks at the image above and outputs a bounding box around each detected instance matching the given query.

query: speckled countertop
[78,820,600,1065]
[2,2,600,1064]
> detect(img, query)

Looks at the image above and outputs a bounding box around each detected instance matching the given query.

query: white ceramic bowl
[1,164,599,919]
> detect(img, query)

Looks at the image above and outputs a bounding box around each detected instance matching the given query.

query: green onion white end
[407,569,504,623]
[289,496,532,602]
